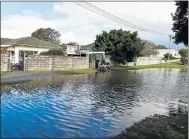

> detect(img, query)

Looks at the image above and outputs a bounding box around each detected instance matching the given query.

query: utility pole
[167,35,172,69]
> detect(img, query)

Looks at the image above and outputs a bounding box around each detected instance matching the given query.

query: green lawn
[55,68,97,74]
[112,61,188,71]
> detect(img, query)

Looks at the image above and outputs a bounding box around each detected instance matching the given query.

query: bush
[40,49,64,56]
[179,48,188,65]
[181,57,188,65]
[163,53,177,60]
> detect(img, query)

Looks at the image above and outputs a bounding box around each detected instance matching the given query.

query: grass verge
[112,61,188,71]
[55,68,97,74]
[112,113,188,139]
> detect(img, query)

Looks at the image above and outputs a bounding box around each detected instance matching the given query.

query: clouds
[1,2,184,48]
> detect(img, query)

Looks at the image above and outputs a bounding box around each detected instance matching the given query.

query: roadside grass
[112,61,188,71]
[0,71,10,75]
[55,68,97,74]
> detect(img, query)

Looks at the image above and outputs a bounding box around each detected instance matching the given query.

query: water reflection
[1,69,188,138]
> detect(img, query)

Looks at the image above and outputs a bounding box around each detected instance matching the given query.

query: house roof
[1,38,14,45]
[80,43,95,51]
[1,37,60,49]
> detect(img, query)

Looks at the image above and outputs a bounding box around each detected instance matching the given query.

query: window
[33,51,38,54]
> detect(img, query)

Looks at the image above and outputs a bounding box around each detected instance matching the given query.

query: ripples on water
[1,69,188,138]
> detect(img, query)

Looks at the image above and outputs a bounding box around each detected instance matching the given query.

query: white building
[156,49,181,58]
[1,37,60,64]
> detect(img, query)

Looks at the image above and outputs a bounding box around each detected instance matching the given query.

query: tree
[67,42,79,45]
[164,53,173,60]
[155,45,167,49]
[171,1,188,46]
[94,29,144,64]
[140,40,158,57]
[31,28,61,45]
[179,48,188,64]
[40,48,64,56]
[60,43,67,51]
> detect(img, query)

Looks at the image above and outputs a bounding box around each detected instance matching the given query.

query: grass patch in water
[55,68,97,74]
[112,113,188,139]
[112,61,188,71]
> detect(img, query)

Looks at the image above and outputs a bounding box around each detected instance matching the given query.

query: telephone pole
[167,35,172,68]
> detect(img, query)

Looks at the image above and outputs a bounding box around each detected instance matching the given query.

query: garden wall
[105,56,170,66]
[24,55,89,71]
[1,54,9,71]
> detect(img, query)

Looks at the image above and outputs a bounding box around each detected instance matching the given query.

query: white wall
[156,49,181,58]
[66,45,80,55]
[136,57,162,65]
[8,46,50,63]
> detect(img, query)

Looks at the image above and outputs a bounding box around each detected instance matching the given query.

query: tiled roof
[1,37,60,49]
[1,38,14,45]
[80,43,95,51]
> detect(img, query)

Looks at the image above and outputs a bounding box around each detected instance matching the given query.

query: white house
[66,44,80,56]
[1,37,60,64]
[156,49,181,58]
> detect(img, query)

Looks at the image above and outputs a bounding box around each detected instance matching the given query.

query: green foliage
[112,61,188,71]
[179,48,188,64]
[179,48,188,57]
[60,43,67,51]
[67,42,79,45]
[155,45,167,49]
[40,49,64,56]
[31,28,61,45]
[172,1,188,46]
[94,29,144,64]
[164,53,174,60]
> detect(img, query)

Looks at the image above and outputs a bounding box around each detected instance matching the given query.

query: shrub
[163,53,177,60]
[40,48,64,56]
[179,48,188,65]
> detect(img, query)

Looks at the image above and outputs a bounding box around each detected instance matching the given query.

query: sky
[1,2,185,50]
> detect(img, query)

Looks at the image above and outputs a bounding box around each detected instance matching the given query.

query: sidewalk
[1,71,58,83]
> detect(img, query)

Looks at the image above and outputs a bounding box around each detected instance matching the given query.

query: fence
[24,55,89,71]
[105,56,180,66]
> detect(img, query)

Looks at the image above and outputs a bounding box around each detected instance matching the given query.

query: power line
[81,1,158,33]
[73,1,170,36]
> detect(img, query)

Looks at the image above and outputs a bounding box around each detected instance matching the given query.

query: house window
[33,51,38,54]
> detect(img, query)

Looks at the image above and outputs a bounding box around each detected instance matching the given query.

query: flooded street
[1,69,188,138]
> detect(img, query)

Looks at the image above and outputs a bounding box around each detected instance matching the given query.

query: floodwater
[1,69,188,138]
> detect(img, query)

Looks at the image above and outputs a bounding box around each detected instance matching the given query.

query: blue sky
[1,2,185,49]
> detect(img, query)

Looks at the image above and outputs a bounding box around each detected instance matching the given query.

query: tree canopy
[67,42,79,45]
[155,45,167,49]
[140,40,157,56]
[179,48,188,65]
[94,29,144,64]
[171,1,188,46]
[31,28,61,45]
[60,43,67,51]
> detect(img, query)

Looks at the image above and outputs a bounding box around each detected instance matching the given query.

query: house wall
[1,54,9,71]
[66,45,80,55]
[9,46,50,63]
[24,55,89,71]
[156,49,181,58]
